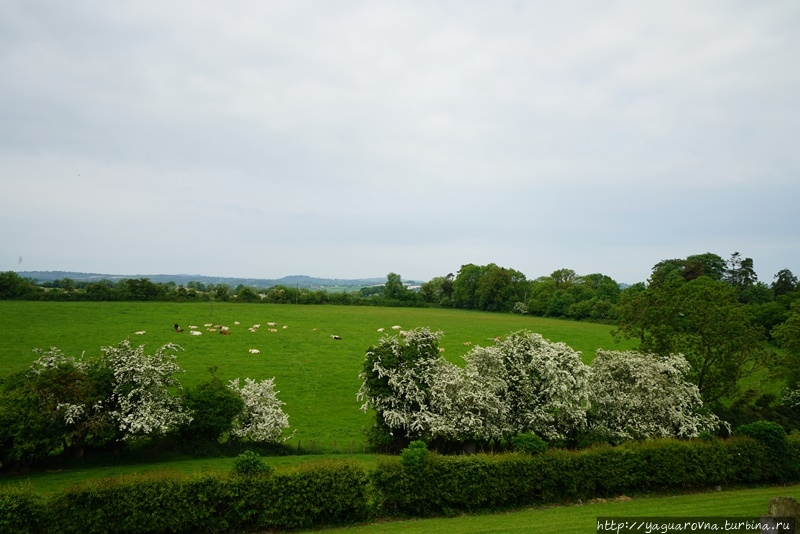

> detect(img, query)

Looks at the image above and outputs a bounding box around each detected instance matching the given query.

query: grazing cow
[173,324,184,332]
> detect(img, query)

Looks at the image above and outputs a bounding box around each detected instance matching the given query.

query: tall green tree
[772,269,799,297]
[615,275,767,404]
[725,252,758,292]
[452,264,483,309]
[419,274,454,306]
[773,302,800,387]
[384,272,409,301]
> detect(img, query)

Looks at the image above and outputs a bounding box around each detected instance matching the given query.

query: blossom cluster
[358,329,721,445]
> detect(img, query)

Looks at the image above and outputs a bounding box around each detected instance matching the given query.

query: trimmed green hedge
[372,436,800,517]
[2,435,799,532]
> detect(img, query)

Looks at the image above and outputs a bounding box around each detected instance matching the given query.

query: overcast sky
[2,1,798,285]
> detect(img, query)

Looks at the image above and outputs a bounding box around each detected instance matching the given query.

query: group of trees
[358,328,722,453]
[417,264,623,320]
[0,340,291,469]
[612,252,800,430]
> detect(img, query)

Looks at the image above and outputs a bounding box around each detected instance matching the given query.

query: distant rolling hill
[16,271,414,291]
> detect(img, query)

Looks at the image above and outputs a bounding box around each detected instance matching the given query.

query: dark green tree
[384,272,409,301]
[773,302,800,387]
[772,269,798,297]
[452,264,483,309]
[182,368,245,442]
[615,275,766,403]
[0,271,38,299]
[725,252,758,292]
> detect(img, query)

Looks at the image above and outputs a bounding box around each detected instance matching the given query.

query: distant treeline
[2,252,799,329]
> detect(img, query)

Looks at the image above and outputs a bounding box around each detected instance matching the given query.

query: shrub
[231,450,272,477]
[0,485,48,533]
[182,369,244,442]
[511,432,548,455]
[400,440,429,471]
[735,420,793,481]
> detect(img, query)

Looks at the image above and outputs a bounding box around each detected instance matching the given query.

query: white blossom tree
[425,346,510,443]
[357,328,445,444]
[228,377,291,443]
[488,331,590,440]
[358,328,591,446]
[588,349,722,442]
[101,339,193,441]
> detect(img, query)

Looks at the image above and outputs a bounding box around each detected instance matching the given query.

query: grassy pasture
[0,301,635,451]
[305,484,800,534]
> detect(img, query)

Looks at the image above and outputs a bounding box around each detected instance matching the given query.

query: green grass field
[303,484,800,533]
[0,301,635,452]
[0,302,794,533]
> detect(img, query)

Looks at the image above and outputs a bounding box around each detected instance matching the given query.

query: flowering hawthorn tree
[228,377,291,443]
[587,349,722,442]
[488,331,590,441]
[358,328,591,447]
[425,346,510,443]
[357,328,446,445]
[101,339,193,441]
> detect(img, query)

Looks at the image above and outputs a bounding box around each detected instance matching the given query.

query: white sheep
[248,348,260,354]
[190,331,202,336]
[391,325,401,330]
[377,328,385,333]
[134,331,146,335]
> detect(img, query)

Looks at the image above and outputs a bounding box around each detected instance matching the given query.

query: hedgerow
[2,434,798,532]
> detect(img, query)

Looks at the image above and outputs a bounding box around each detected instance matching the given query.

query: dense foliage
[0,341,292,470]
[587,350,723,443]
[3,434,798,532]
[359,330,720,452]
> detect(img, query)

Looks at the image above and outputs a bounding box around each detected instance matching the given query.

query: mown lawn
[302,484,800,534]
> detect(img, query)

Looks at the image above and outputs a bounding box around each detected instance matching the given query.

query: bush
[400,440,429,471]
[735,420,793,481]
[511,433,547,455]
[231,450,272,477]
[182,370,244,443]
[0,485,48,533]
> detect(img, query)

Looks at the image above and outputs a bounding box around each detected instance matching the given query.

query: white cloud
[1,0,798,283]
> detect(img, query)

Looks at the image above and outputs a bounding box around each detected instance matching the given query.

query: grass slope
[0,301,635,451]
[305,484,800,534]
